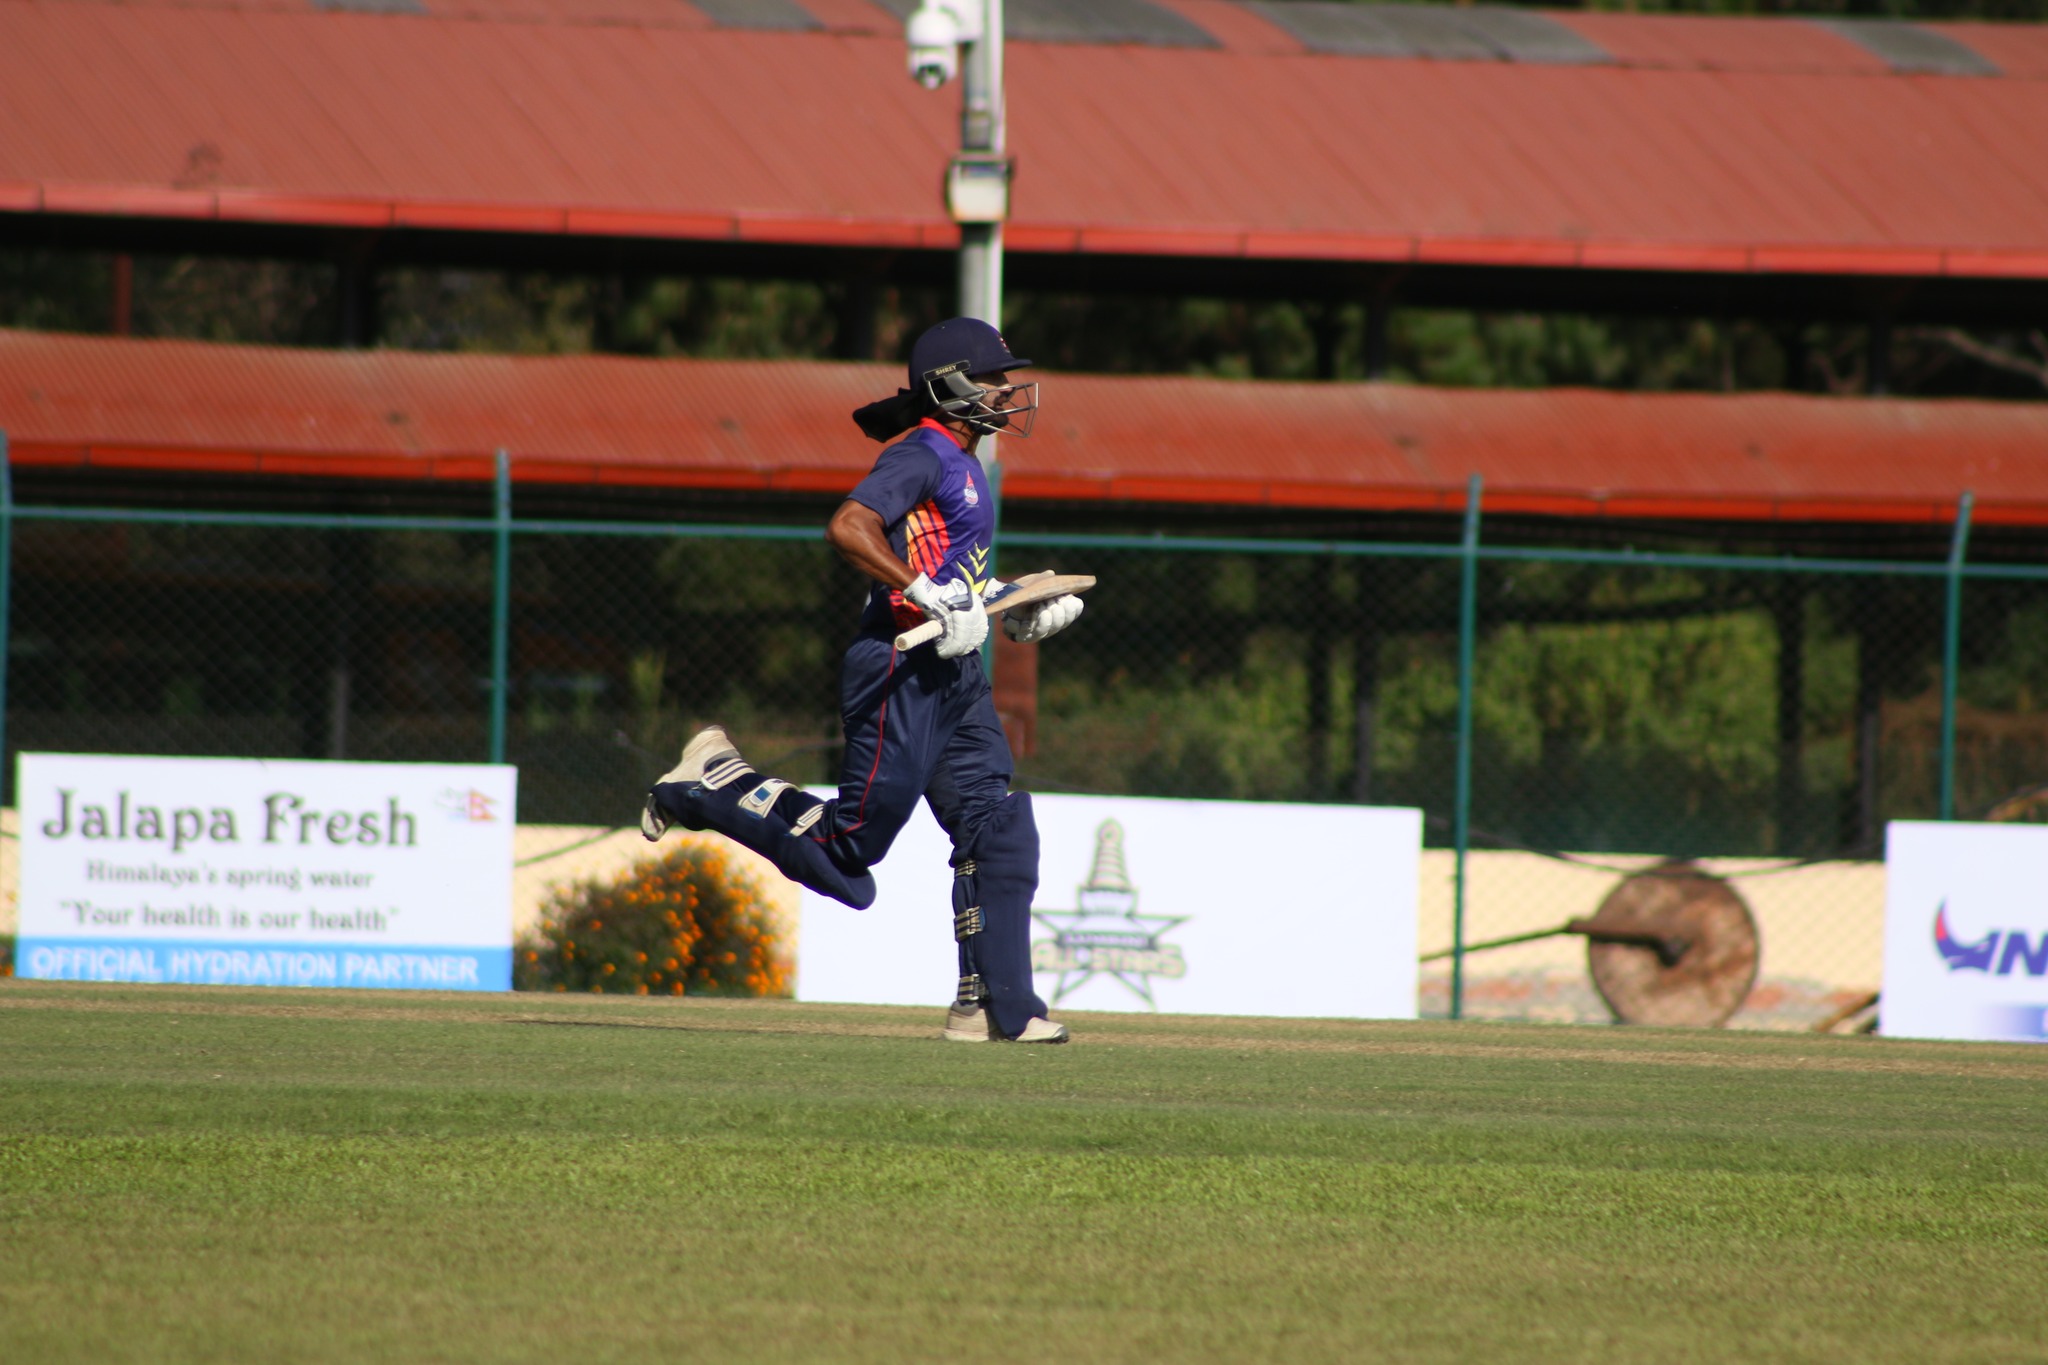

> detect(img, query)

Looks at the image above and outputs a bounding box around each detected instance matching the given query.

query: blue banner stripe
[1980,1005,2048,1042]
[18,938,511,992]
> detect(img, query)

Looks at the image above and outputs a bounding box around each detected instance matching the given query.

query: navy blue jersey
[847,420,996,633]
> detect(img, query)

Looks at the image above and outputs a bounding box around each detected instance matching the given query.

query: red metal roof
[3,328,2042,526]
[5,0,2048,278]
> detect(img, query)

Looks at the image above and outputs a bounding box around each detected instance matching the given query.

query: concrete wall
[3,809,1884,1028]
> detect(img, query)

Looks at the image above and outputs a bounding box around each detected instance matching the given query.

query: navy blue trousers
[652,633,1050,1037]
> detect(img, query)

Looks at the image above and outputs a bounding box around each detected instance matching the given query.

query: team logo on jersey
[963,476,980,508]
[1031,820,1187,1008]
[962,544,991,594]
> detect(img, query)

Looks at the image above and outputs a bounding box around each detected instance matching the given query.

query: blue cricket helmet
[853,316,1040,442]
[908,317,1032,385]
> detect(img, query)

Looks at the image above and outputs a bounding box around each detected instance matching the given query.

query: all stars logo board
[797,793,1421,1020]
[1030,819,1189,1009]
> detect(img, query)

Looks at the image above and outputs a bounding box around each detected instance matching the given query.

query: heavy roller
[1423,860,1761,1027]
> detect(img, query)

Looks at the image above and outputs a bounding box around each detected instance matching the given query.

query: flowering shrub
[516,842,790,997]
[0,934,13,979]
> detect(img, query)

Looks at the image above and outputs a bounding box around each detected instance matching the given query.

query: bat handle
[894,619,943,651]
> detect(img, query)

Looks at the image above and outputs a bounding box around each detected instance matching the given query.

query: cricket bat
[894,571,1096,651]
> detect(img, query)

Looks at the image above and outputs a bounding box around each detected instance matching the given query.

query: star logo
[1031,820,1188,1008]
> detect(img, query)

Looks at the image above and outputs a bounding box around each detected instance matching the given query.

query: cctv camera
[905,0,973,88]
[909,44,957,89]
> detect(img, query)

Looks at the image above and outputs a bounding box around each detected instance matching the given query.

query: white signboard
[1882,821,2048,1043]
[16,753,516,992]
[799,793,1421,1020]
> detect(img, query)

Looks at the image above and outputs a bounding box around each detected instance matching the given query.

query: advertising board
[1882,820,2048,1043]
[799,793,1421,1020]
[15,753,516,992]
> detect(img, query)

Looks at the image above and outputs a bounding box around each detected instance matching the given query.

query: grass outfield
[2,983,2045,1364]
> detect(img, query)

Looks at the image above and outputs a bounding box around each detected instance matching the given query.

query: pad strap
[952,860,983,939]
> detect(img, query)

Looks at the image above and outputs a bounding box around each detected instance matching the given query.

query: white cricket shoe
[640,726,743,841]
[942,1003,998,1042]
[1013,1017,1070,1044]
[941,1006,1068,1044]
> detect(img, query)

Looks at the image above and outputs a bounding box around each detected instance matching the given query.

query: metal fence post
[490,449,512,766]
[1939,490,1974,821]
[0,432,11,807]
[1451,473,1482,1021]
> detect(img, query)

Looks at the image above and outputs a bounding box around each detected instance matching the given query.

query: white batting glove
[902,572,988,659]
[1003,593,1084,643]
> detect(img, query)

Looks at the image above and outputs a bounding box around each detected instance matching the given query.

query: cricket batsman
[640,318,1083,1044]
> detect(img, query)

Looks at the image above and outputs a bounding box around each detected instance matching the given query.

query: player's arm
[825,500,914,589]
[825,497,986,658]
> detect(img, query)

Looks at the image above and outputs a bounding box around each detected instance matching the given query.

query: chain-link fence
[4,463,2039,1029]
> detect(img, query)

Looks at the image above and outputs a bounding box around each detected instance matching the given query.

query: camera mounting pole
[902,0,1010,328]
[905,0,1012,605]
[953,0,1006,331]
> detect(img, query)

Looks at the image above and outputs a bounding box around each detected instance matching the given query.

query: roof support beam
[14,210,2048,329]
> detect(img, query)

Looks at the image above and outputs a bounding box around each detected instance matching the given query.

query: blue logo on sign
[1934,903,2048,977]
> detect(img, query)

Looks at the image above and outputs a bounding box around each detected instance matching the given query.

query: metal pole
[1939,490,1973,820]
[1451,473,1482,1021]
[960,0,1005,662]
[489,448,512,765]
[0,433,12,807]
[957,0,1004,329]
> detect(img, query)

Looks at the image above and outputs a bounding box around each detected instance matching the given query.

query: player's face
[971,371,1034,432]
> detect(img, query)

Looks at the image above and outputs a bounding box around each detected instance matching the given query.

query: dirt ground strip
[7,980,2048,1083]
